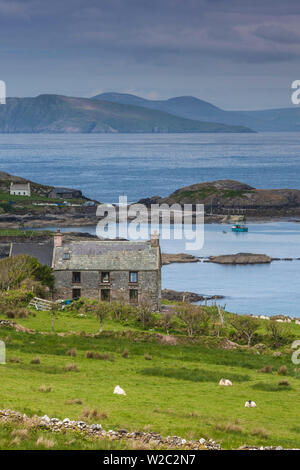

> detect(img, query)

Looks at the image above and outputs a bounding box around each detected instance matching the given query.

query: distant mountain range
[0,94,252,134]
[0,92,298,133]
[94,92,300,132]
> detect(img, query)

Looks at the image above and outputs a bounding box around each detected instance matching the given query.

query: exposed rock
[143,179,300,220]
[208,253,272,265]
[0,408,222,450]
[162,289,224,303]
[156,334,178,346]
[162,253,199,265]
[219,338,240,350]
[0,319,34,334]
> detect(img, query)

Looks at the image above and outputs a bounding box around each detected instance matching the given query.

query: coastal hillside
[94,93,300,132]
[139,180,300,218]
[0,94,253,134]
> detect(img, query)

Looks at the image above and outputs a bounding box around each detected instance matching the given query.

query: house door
[100,289,111,302]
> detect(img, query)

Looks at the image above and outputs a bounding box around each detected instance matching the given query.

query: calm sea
[1,132,300,316]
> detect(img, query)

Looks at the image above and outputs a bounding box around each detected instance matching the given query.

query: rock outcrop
[162,289,224,303]
[139,179,300,219]
[162,253,199,265]
[208,253,273,265]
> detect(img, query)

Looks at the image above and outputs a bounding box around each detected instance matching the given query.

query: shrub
[36,437,55,448]
[80,408,108,421]
[258,365,273,374]
[65,398,83,405]
[278,380,290,386]
[215,422,243,434]
[0,255,54,291]
[122,349,129,358]
[252,427,269,439]
[9,357,21,364]
[39,385,52,393]
[66,348,77,357]
[85,351,114,361]
[64,363,79,372]
[30,356,40,364]
[9,357,21,363]
[278,365,288,376]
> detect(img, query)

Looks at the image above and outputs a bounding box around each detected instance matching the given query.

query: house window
[72,288,81,300]
[63,252,70,260]
[101,289,110,302]
[72,272,81,283]
[130,289,138,303]
[101,272,110,283]
[129,271,138,283]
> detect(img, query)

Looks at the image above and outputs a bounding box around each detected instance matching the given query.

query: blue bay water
[1,132,300,316]
[1,133,300,202]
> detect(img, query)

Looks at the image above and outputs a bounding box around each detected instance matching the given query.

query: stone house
[10,182,31,196]
[51,231,161,310]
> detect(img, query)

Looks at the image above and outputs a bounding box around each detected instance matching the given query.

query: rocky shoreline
[162,289,224,303]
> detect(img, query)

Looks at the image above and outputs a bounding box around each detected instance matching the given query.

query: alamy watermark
[0,340,5,364]
[0,80,6,105]
[96,196,204,251]
[292,340,300,365]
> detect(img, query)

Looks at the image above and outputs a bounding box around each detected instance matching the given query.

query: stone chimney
[150,231,160,247]
[53,229,63,248]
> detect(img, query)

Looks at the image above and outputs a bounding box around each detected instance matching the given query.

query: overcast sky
[1,0,300,109]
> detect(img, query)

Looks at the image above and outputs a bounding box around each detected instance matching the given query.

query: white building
[10,182,31,196]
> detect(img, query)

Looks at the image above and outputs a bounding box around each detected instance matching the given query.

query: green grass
[0,229,53,238]
[0,310,300,449]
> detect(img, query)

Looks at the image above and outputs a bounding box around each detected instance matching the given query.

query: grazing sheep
[219,378,233,386]
[114,385,126,395]
[245,400,256,408]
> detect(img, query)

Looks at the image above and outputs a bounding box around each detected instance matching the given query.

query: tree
[229,315,259,346]
[135,303,154,329]
[0,255,54,291]
[175,303,202,337]
[94,302,111,332]
[50,303,60,333]
[162,311,174,335]
[268,319,284,348]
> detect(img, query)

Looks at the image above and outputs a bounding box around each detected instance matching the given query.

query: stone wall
[54,269,161,310]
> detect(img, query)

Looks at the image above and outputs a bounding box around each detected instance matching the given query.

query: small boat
[232,224,248,233]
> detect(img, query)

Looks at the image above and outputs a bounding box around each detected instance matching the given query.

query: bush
[258,365,273,374]
[122,349,129,358]
[9,357,21,363]
[278,365,288,376]
[85,351,114,361]
[278,380,290,386]
[0,255,54,291]
[39,385,52,393]
[30,356,40,364]
[64,363,79,372]
[66,348,77,357]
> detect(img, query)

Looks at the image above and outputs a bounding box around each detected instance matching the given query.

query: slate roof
[10,183,30,191]
[53,240,160,271]
[11,240,54,267]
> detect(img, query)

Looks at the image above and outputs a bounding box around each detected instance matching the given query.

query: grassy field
[0,309,300,450]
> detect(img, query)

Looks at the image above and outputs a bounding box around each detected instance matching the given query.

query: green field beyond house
[0,308,300,450]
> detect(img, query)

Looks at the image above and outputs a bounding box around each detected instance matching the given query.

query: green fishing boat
[232,224,248,232]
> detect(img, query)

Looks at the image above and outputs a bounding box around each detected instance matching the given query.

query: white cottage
[10,182,31,196]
